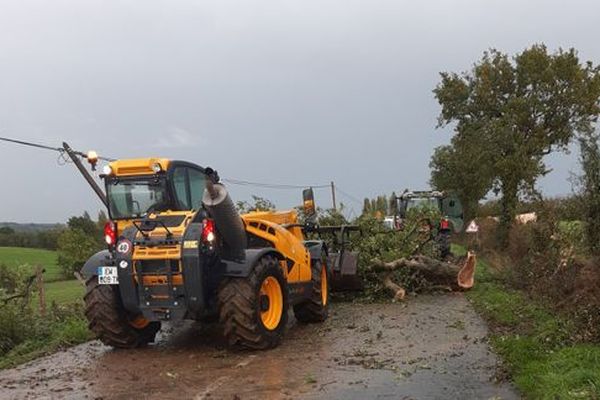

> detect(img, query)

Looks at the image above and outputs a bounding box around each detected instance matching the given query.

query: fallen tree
[370,252,477,300]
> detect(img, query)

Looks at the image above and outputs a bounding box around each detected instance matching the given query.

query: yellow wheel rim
[321,266,328,306]
[260,276,283,330]
[129,315,150,329]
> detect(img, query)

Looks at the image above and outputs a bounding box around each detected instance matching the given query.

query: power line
[0,135,332,190]
[0,136,115,162]
[335,186,363,206]
[223,178,330,190]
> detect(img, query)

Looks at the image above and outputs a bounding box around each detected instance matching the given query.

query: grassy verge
[455,245,600,399]
[0,315,92,370]
[0,279,89,370]
[0,247,90,370]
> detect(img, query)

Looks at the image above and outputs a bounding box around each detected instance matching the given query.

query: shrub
[0,303,44,356]
[57,228,102,278]
[0,265,89,362]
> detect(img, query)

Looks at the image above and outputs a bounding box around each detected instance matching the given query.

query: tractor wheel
[435,231,452,259]
[218,255,288,350]
[293,258,329,323]
[84,277,160,348]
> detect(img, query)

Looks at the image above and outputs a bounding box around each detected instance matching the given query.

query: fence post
[36,266,46,317]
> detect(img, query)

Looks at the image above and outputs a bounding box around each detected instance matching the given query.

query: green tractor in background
[395,190,464,259]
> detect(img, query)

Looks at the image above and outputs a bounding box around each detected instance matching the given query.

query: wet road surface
[0,293,519,399]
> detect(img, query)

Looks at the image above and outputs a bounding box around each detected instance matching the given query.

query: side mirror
[303,188,316,222]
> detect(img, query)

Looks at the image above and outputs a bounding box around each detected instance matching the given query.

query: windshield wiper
[133,219,173,238]
[155,220,173,237]
[131,220,149,239]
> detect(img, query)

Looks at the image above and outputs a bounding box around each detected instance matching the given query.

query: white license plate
[98,267,119,285]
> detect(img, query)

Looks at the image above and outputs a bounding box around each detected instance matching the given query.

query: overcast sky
[0,0,597,223]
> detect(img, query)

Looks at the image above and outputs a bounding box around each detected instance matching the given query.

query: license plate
[98,266,119,285]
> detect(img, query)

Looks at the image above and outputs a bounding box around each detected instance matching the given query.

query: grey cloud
[0,0,598,222]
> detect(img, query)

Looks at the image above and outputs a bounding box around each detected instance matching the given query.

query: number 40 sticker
[117,240,131,254]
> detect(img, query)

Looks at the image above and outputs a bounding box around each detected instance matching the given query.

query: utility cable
[0,136,115,162]
[335,186,363,206]
[223,178,329,190]
[0,135,332,189]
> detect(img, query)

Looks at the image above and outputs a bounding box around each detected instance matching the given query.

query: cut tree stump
[371,251,477,299]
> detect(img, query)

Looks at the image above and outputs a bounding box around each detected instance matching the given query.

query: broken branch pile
[370,252,476,300]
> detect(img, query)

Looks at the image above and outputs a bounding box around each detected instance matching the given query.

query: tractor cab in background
[395,190,464,258]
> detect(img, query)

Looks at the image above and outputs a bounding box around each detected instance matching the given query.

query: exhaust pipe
[203,176,247,262]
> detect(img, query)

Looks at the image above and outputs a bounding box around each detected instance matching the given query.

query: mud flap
[81,250,113,280]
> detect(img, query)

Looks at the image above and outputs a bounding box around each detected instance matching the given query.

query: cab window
[172,167,190,209]
[189,168,206,209]
[171,166,206,210]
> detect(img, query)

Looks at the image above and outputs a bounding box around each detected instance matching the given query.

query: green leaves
[431,44,600,244]
[577,134,600,256]
[57,228,102,278]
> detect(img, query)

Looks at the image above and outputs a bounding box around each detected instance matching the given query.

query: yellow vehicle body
[241,210,312,282]
[85,157,329,350]
[106,158,313,286]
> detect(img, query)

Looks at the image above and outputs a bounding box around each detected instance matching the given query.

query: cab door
[170,166,206,211]
[441,195,464,233]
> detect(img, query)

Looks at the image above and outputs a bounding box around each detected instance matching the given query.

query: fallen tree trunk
[371,252,476,299]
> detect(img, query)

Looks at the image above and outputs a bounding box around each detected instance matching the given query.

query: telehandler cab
[80,158,331,350]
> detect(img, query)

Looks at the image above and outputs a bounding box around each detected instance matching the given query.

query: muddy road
[0,293,518,400]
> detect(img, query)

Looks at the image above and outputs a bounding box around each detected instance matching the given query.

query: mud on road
[0,293,518,400]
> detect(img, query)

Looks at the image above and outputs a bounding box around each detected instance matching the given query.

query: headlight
[102,165,113,175]
[151,162,162,173]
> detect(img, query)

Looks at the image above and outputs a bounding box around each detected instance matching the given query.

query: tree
[362,195,389,217]
[362,198,371,215]
[317,205,349,226]
[97,210,109,228]
[0,227,14,235]
[429,129,494,221]
[67,212,99,237]
[578,133,600,255]
[434,45,600,246]
[57,228,102,277]
[57,212,104,277]
[235,196,276,213]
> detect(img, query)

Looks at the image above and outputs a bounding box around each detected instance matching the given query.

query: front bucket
[329,251,363,291]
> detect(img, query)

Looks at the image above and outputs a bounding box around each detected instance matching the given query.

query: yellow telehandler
[79,157,331,349]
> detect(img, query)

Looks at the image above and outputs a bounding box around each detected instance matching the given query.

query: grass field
[41,280,85,305]
[0,246,63,282]
[0,246,85,304]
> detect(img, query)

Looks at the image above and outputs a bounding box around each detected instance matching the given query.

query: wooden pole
[36,266,46,317]
[331,181,337,211]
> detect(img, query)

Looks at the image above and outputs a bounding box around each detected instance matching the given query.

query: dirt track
[0,294,518,400]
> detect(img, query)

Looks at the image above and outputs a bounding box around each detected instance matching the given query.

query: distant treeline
[0,222,63,232]
[0,226,63,250]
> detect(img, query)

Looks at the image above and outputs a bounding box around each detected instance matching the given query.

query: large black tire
[84,277,160,348]
[218,255,288,350]
[435,231,452,259]
[293,258,329,323]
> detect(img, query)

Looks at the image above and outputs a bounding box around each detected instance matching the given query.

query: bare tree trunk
[371,252,477,299]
